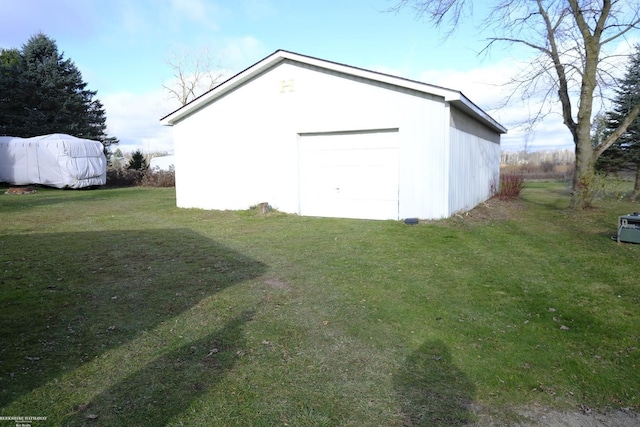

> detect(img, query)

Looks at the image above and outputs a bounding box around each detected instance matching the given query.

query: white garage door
[298,130,399,220]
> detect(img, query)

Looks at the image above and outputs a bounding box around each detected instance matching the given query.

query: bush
[105,167,175,188]
[579,172,630,204]
[540,160,556,173]
[497,172,525,199]
[106,167,145,187]
[141,167,175,188]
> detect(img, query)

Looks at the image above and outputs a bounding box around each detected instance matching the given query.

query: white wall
[447,107,501,215]
[173,60,450,219]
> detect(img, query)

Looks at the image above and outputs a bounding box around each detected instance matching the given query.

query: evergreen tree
[0,33,118,155]
[597,44,640,199]
[127,149,147,170]
[0,48,25,136]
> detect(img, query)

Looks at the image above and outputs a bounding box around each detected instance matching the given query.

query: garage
[160,50,506,220]
[298,130,399,220]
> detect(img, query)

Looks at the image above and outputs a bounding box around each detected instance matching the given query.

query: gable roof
[160,49,507,134]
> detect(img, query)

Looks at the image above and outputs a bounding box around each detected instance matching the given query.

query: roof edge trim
[160,49,506,134]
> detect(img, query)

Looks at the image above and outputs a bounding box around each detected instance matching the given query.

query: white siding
[173,60,450,219]
[447,107,501,215]
[168,54,503,220]
[299,130,400,220]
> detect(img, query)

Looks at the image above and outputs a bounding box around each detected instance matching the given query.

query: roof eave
[449,94,508,134]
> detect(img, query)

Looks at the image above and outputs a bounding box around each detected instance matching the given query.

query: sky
[1,0,638,154]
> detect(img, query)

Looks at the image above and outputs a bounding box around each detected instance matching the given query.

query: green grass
[1,183,639,426]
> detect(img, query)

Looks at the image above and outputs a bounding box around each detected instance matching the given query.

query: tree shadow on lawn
[62,310,254,426]
[0,229,266,408]
[395,340,476,426]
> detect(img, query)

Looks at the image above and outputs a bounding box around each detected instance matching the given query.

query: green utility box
[617,213,640,244]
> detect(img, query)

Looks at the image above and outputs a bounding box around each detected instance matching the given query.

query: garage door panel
[299,130,399,220]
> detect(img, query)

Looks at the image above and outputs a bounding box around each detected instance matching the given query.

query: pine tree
[0,33,118,155]
[597,44,640,199]
[0,48,25,136]
[127,149,148,170]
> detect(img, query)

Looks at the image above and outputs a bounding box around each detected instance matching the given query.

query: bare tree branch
[162,47,226,106]
[392,0,640,208]
[537,0,577,138]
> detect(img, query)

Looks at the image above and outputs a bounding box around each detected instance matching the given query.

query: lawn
[0,182,638,426]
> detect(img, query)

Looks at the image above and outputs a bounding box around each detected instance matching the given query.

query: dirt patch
[421,197,527,226]
[5,186,37,195]
[262,276,291,290]
[518,407,639,427]
[460,198,526,223]
[473,405,639,426]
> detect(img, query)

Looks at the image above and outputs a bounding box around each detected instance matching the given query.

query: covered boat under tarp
[0,134,106,189]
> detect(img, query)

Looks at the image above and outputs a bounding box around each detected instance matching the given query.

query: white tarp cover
[149,155,174,171]
[0,133,106,189]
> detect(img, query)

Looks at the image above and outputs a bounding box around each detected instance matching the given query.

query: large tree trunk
[568,23,600,209]
[632,166,640,201]
[569,85,598,208]
[571,129,597,208]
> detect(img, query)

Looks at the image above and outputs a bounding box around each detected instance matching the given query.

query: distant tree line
[501,149,575,166]
[0,33,118,156]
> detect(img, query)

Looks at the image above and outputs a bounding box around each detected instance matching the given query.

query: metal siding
[396,93,448,220]
[448,108,501,215]
[299,130,400,220]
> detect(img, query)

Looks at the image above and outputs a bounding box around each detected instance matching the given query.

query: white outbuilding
[160,50,506,220]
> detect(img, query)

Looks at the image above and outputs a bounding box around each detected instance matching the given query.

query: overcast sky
[1,0,638,153]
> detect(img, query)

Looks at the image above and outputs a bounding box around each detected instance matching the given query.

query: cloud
[169,0,222,31]
[240,0,277,20]
[414,58,579,152]
[218,36,269,70]
[114,2,154,41]
[103,90,174,154]
[103,35,269,154]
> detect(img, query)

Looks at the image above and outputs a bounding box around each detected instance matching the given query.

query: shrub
[141,167,175,188]
[578,171,631,204]
[106,167,145,187]
[540,160,556,173]
[497,172,525,199]
[105,167,175,188]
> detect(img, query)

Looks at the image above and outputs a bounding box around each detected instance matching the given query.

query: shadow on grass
[62,310,254,426]
[395,340,476,426]
[0,229,266,408]
[519,194,570,212]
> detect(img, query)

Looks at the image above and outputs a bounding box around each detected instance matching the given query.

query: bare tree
[393,0,640,208]
[163,47,227,106]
